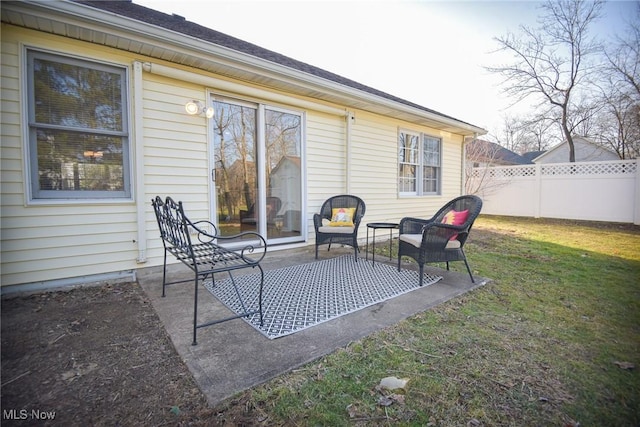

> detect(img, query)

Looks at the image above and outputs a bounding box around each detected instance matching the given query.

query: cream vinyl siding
[1,23,474,288]
[2,210,138,283]
[349,111,398,225]
[141,73,211,266]
[347,112,466,228]
[441,133,465,196]
[1,28,141,287]
[305,111,346,237]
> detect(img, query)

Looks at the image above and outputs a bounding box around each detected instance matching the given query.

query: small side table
[366,222,399,266]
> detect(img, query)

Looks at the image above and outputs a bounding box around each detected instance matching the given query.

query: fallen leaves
[377,393,405,407]
[345,403,359,418]
[375,376,409,407]
[345,376,411,420]
[61,362,98,382]
[614,361,635,370]
[375,376,409,408]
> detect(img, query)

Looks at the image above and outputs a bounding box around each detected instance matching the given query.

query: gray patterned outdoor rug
[204,255,441,339]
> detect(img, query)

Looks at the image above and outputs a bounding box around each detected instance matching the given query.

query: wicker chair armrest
[353,212,365,228]
[420,222,468,245]
[313,213,322,228]
[399,217,432,234]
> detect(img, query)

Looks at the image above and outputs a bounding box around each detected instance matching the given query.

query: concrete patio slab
[136,246,488,407]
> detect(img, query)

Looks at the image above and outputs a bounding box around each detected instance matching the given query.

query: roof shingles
[78,0,470,125]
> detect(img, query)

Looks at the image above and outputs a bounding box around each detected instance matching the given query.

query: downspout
[346,111,355,194]
[133,61,147,263]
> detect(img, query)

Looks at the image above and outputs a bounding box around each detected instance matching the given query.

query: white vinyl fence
[468,159,640,225]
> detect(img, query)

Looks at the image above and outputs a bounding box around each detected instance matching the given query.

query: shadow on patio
[136,245,489,407]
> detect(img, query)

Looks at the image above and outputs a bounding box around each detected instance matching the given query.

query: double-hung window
[27,50,130,200]
[398,130,441,195]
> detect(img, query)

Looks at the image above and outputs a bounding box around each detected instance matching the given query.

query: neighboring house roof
[467,140,533,166]
[2,0,485,136]
[533,136,620,163]
[522,151,546,163]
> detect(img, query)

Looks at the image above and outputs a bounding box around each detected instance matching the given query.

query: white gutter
[13,1,484,136]
[142,62,348,118]
[133,61,147,263]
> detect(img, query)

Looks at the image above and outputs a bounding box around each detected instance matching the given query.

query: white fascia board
[18,0,486,136]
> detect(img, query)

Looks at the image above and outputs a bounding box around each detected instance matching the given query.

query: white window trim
[23,47,132,204]
[398,128,442,196]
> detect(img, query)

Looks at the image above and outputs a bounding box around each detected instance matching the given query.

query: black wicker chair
[313,195,366,261]
[397,195,482,285]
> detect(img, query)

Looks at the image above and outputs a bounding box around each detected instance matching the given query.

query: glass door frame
[207,94,306,245]
[264,104,306,244]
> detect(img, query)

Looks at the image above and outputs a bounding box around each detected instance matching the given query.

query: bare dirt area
[1,282,222,426]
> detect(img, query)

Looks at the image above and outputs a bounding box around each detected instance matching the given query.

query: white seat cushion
[447,240,461,249]
[318,226,355,234]
[399,234,461,249]
[399,233,422,248]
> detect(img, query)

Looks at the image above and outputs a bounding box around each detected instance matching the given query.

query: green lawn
[217,216,640,426]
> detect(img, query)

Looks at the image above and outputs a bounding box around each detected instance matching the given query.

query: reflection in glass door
[212,100,258,238]
[212,99,303,244]
[265,108,302,241]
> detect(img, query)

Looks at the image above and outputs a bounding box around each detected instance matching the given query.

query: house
[522,151,546,163]
[467,139,532,167]
[530,137,620,163]
[0,0,486,292]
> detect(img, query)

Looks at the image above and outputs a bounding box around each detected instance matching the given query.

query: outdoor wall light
[185,100,214,118]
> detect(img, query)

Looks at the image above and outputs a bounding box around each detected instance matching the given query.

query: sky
[134,0,637,136]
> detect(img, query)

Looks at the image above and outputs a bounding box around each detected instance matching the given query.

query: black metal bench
[152,196,267,345]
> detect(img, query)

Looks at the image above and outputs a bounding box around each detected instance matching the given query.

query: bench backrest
[152,196,194,254]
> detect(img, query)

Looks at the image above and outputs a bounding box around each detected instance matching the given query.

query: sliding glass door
[212,98,303,244]
[265,108,303,240]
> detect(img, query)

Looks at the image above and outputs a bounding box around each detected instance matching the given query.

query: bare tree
[594,91,640,159]
[565,92,603,138]
[486,113,558,155]
[500,114,526,153]
[596,6,640,159]
[465,139,515,195]
[603,6,640,99]
[487,0,604,162]
[521,114,559,152]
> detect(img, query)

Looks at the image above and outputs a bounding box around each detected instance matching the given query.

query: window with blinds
[27,50,130,200]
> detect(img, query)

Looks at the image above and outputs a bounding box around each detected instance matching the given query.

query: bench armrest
[189,219,268,264]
